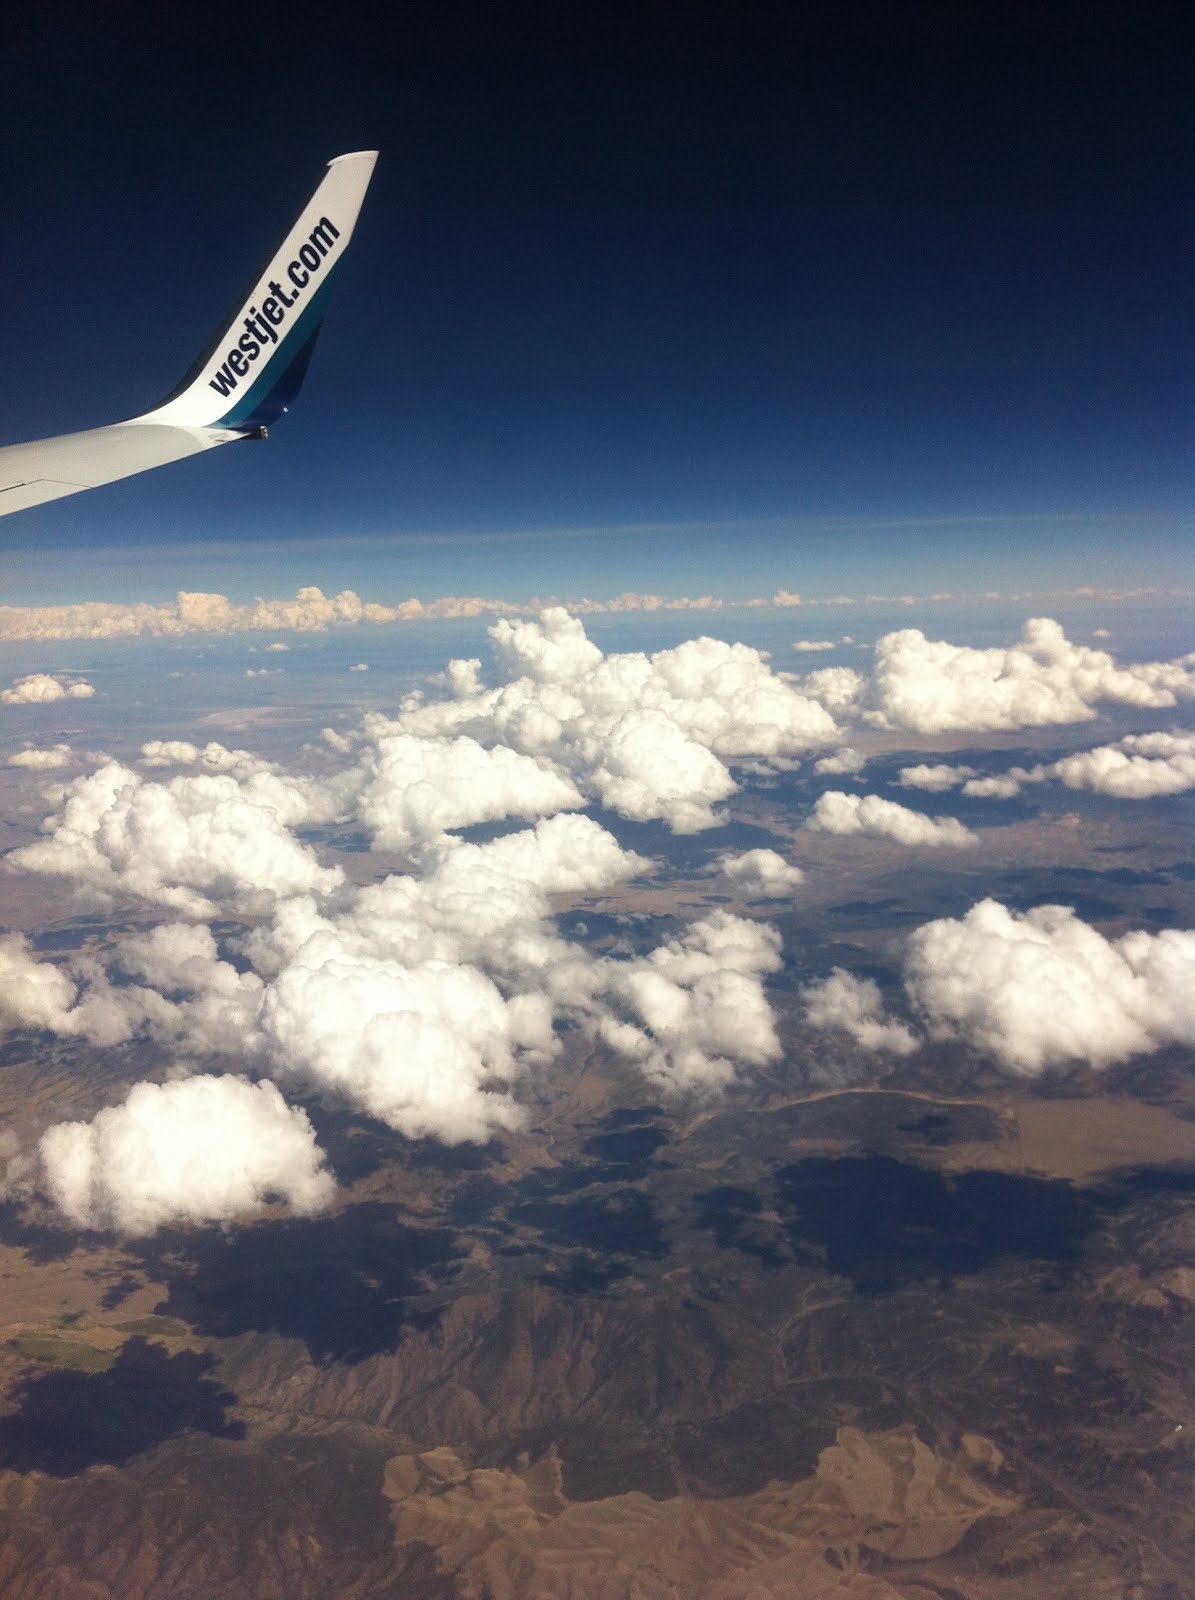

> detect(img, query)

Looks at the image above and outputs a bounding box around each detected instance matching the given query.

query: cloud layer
[6,608,1193,1234]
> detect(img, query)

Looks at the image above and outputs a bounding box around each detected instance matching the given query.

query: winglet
[135,151,377,432]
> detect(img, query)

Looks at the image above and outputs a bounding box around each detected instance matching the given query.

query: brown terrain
[1,1029,1193,1600]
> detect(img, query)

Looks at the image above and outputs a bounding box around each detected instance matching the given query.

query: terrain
[1,1041,1193,1599]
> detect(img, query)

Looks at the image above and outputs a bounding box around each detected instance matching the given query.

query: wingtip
[328,150,379,168]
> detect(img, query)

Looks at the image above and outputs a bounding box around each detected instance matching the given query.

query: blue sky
[1,4,1190,605]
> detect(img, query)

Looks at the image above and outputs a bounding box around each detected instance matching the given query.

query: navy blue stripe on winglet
[213,266,339,429]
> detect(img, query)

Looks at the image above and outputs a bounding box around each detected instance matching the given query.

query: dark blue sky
[1,2,1190,590]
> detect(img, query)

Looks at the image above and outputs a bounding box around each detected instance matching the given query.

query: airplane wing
[0,151,377,518]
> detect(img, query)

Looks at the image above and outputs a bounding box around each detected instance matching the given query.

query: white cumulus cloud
[39,1075,334,1235]
[2,673,95,705]
[896,762,977,791]
[904,900,1195,1074]
[800,969,919,1055]
[601,912,782,1093]
[961,773,1026,799]
[814,746,867,777]
[6,744,73,769]
[1046,729,1195,799]
[711,848,804,897]
[862,618,1195,733]
[10,761,343,916]
[805,791,977,847]
[355,733,584,852]
[385,608,840,834]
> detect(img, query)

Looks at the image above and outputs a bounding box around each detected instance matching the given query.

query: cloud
[813,746,866,777]
[953,731,1195,803]
[800,969,919,1055]
[6,744,73,769]
[0,1129,34,1201]
[355,733,584,852]
[896,763,977,792]
[0,926,262,1056]
[388,609,840,834]
[11,761,343,916]
[39,1075,334,1235]
[861,618,1195,733]
[960,774,1025,799]
[805,791,977,847]
[711,848,804,897]
[904,899,1195,1074]
[248,814,652,1142]
[349,662,369,672]
[257,937,533,1144]
[0,934,81,1036]
[1046,729,1195,799]
[2,673,95,705]
[600,912,782,1093]
[797,667,866,718]
[792,639,836,653]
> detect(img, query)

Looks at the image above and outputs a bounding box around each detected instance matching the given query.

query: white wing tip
[328,150,379,167]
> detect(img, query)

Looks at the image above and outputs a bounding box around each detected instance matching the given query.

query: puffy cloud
[39,1075,333,1235]
[712,848,804,898]
[1046,729,1195,799]
[961,774,1025,799]
[805,791,977,847]
[245,667,282,678]
[0,927,260,1056]
[355,733,583,852]
[797,666,866,718]
[258,938,532,1144]
[6,744,72,769]
[792,639,836,653]
[140,739,203,767]
[349,662,369,672]
[600,912,782,1093]
[813,746,867,777]
[0,934,80,1036]
[800,969,919,1055]
[952,731,1195,803]
[10,761,343,916]
[861,618,1195,733]
[389,609,839,834]
[904,900,1195,1074]
[247,814,651,1141]
[2,673,94,705]
[896,763,977,792]
[590,710,737,832]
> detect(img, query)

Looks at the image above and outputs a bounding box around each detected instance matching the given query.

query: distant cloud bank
[0,582,1187,644]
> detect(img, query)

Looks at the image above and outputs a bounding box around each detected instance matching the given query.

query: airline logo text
[207,216,340,399]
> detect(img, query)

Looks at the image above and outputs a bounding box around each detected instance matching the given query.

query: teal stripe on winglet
[214,265,340,428]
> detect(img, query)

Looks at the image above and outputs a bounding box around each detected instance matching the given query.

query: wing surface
[0,151,377,518]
